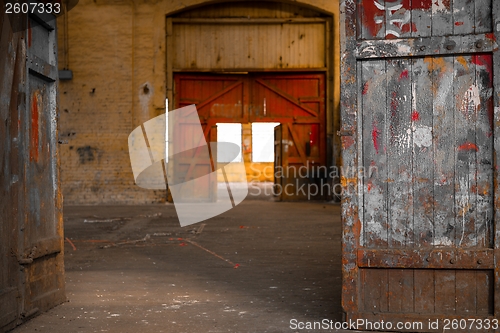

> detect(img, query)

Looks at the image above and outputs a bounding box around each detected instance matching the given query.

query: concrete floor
[10,197,360,333]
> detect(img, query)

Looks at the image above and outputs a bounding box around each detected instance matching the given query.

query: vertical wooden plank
[474,54,494,249]
[492,0,500,318]
[431,0,453,36]
[388,269,402,313]
[387,58,414,248]
[412,57,434,247]
[414,270,435,313]
[340,0,360,315]
[388,269,414,313]
[363,269,389,313]
[362,59,388,248]
[474,0,492,34]
[431,56,456,247]
[456,271,476,314]
[435,270,456,314]
[454,55,477,248]
[476,270,494,315]
[412,0,432,37]
[452,0,474,35]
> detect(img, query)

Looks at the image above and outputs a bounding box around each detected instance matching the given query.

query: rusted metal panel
[0,9,64,332]
[342,0,500,328]
[174,73,327,200]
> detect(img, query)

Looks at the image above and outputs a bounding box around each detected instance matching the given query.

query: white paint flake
[460,84,481,118]
[413,125,432,148]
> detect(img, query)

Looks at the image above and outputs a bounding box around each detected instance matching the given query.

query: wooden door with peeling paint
[174,73,327,200]
[0,9,64,331]
[341,0,500,329]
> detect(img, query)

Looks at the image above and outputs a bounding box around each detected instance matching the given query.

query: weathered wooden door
[0,9,64,332]
[341,0,499,329]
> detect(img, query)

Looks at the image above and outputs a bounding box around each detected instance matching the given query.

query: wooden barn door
[174,73,327,200]
[22,12,65,321]
[0,10,64,331]
[251,74,326,200]
[341,0,500,329]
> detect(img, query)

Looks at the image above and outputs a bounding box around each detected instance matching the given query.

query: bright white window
[217,123,242,162]
[252,122,280,162]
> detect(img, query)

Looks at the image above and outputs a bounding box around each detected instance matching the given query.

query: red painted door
[341,0,500,329]
[174,73,327,200]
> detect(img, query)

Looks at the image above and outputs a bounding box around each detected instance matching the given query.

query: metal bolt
[426,257,431,262]
[420,46,426,51]
[476,41,483,49]
[450,258,455,264]
[477,259,482,265]
[446,44,454,50]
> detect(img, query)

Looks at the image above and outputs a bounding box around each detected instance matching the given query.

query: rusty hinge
[337,129,354,136]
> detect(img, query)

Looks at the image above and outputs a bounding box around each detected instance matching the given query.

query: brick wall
[57,0,340,204]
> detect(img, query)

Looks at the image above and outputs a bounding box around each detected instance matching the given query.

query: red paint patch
[411,111,420,121]
[233,264,240,269]
[367,182,373,192]
[455,22,464,26]
[412,0,432,10]
[458,142,479,152]
[179,242,187,246]
[401,23,418,34]
[372,124,380,154]
[30,93,39,162]
[485,33,496,41]
[342,136,354,149]
[360,0,384,38]
[362,82,370,95]
[399,70,409,80]
[472,54,493,82]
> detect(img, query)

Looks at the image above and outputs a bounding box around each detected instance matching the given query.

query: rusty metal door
[1,10,64,331]
[174,73,327,200]
[341,0,499,329]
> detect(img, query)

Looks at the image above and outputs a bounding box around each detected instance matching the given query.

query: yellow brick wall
[57,0,340,204]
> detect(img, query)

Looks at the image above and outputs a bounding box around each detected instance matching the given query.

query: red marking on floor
[458,142,479,152]
[65,237,77,251]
